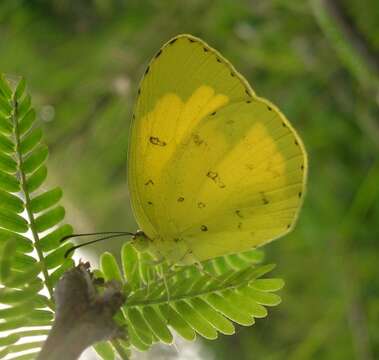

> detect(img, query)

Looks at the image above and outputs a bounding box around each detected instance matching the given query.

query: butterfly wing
[128,35,253,241]
[128,34,307,263]
[160,99,307,262]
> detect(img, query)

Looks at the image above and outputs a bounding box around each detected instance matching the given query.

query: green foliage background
[1,0,378,359]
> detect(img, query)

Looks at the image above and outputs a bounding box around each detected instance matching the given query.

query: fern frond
[96,244,284,358]
[0,75,74,359]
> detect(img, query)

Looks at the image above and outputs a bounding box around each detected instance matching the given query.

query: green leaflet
[12,252,37,271]
[0,170,19,192]
[101,252,123,282]
[17,94,31,119]
[0,95,12,115]
[188,298,235,335]
[14,78,26,100]
[94,342,116,360]
[0,208,28,233]
[0,341,43,359]
[34,206,65,232]
[21,145,48,174]
[0,285,45,306]
[251,278,285,292]
[204,293,254,326]
[0,114,12,135]
[0,300,47,320]
[18,109,36,135]
[121,244,143,291]
[4,263,42,288]
[141,306,173,344]
[29,187,63,214]
[26,165,47,193]
[160,304,196,341]
[111,339,131,360]
[96,243,284,357]
[0,152,17,173]
[0,229,33,253]
[0,329,49,348]
[20,127,43,155]
[44,243,73,269]
[0,239,17,282]
[0,334,21,347]
[0,75,74,359]
[0,75,12,99]
[38,224,73,252]
[0,134,14,154]
[173,301,218,340]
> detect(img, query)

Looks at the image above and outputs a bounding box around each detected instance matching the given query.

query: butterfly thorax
[133,229,197,266]
[132,230,150,252]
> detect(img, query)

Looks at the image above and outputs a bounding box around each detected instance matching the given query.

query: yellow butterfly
[128,34,308,266]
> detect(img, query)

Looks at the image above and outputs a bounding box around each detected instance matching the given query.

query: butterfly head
[132,230,150,252]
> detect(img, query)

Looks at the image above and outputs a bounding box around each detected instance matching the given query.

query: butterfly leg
[157,263,171,303]
[193,261,226,287]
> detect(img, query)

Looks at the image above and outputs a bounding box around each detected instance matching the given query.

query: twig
[37,262,126,360]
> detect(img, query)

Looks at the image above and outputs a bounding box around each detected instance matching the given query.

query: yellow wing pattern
[128,34,307,264]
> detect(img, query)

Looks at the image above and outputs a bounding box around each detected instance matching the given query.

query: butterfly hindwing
[164,99,306,261]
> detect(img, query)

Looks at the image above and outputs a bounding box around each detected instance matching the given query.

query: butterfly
[128,34,307,266]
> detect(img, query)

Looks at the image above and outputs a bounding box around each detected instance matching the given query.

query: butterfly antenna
[61,231,133,243]
[64,232,134,258]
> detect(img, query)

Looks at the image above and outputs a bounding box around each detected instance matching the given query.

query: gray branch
[37,262,126,360]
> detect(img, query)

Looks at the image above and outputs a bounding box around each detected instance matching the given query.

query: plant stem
[12,96,54,301]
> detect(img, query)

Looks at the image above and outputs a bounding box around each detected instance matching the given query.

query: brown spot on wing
[197,202,206,208]
[192,133,204,145]
[260,192,269,205]
[149,136,167,146]
[235,210,243,218]
[206,171,226,188]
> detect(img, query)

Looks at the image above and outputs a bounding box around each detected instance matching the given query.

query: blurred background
[1,0,378,359]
